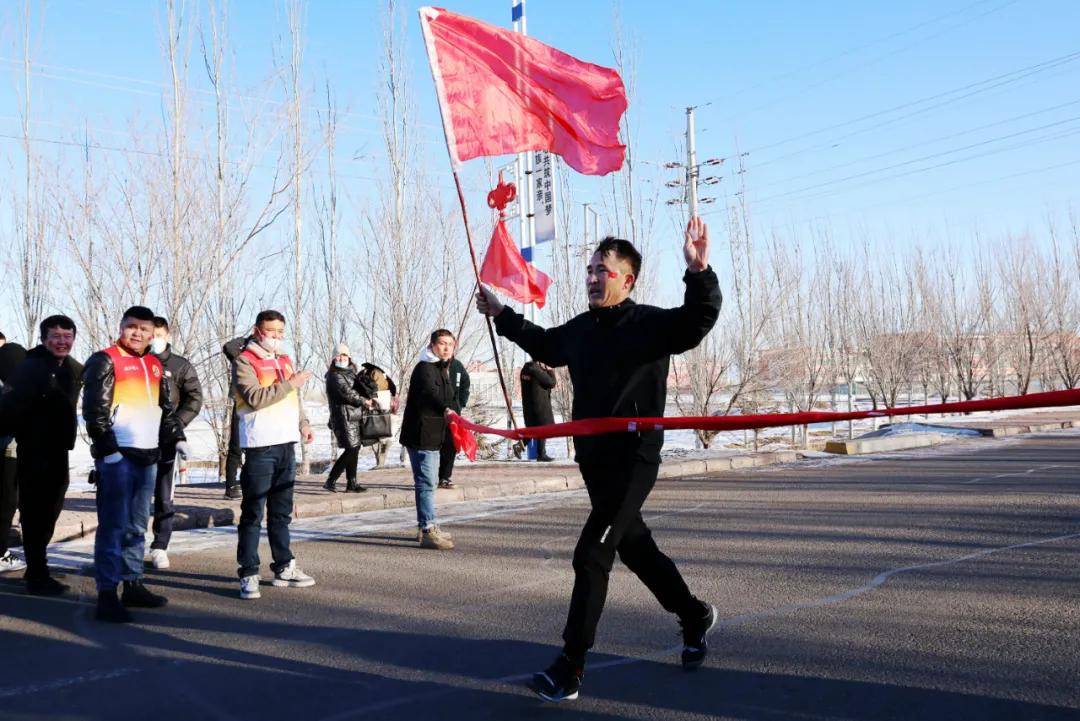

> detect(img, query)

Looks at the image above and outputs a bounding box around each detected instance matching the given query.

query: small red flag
[447,412,478,462]
[419,6,627,176]
[480,219,552,308]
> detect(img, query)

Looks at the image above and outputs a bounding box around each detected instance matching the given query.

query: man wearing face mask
[83,306,188,622]
[147,317,203,570]
[232,310,315,600]
[476,218,721,702]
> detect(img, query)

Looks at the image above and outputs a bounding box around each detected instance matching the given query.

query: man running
[475,217,721,701]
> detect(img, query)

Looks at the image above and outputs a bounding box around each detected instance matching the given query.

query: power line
[743,97,1080,192]
[750,113,1080,204]
[726,49,1080,161]
[712,0,1022,123]
[749,124,1080,208]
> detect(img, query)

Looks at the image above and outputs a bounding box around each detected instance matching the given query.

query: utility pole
[686,106,698,218]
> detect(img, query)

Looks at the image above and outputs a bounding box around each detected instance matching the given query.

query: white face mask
[334,359,349,369]
[150,337,168,354]
[260,336,282,353]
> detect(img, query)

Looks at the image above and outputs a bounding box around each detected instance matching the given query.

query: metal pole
[686,106,698,218]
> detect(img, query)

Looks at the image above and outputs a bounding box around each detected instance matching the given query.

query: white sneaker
[147,549,170,570]
[0,550,26,573]
[240,574,261,600]
[271,560,315,588]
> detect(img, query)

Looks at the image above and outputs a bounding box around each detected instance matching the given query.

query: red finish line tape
[448,388,1080,457]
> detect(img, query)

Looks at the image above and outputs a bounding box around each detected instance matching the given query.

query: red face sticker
[606,271,619,279]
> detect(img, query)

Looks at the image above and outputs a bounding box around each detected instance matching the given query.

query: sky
[0,0,1078,309]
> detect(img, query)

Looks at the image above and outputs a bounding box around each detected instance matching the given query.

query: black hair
[121,305,155,323]
[40,315,77,339]
[0,332,5,341]
[430,328,455,345]
[255,309,286,326]
[594,236,642,289]
[153,316,170,331]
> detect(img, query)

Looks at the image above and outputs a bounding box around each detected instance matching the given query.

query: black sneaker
[224,484,242,500]
[680,602,718,670]
[529,654,583,702]
[323,478,340,493]
[25,576,68,597]
[121,580,168,608]
[96,590,133,623]
[345,482,367,493]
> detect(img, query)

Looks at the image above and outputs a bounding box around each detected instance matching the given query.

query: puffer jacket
[325,363,377,449]
[153,344,203,429]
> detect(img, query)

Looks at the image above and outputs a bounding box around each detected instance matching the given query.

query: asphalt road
[2,431,1079,721]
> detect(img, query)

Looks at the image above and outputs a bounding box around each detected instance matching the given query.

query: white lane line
[0,667,141,699]
[961,464,1069,485]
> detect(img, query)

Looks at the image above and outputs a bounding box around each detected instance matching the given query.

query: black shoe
[224,484,242,500]
[529,654,583,702]
[96,590,133,623]
[345,482,367,493]
[680,602,718,670]
[25,576,68,597]
[121,580,168,608]
[323,478,340,493]
[438,478,455,489]
[537,455,555,463]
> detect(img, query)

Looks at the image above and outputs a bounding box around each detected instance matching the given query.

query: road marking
[0,668,141,699]
[961,463,1068,484]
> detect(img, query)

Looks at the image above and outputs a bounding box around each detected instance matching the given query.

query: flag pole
[450,170,523,446]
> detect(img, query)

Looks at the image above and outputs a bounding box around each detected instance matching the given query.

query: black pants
[0,448,17,556]
[151,445,176,550]
[225,409,242,487]
[562,458,698,660]
[328,446,360,484]
[534,438,548,460]
[438,431,456,482]
[237,444,295,577]
[16,450,69,580]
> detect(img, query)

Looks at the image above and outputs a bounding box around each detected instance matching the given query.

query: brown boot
[419,526,454,550]
[416,525,453,542]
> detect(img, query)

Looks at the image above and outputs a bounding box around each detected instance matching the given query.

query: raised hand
[683,216,709,272]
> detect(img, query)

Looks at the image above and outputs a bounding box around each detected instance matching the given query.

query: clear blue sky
[2,0,1078,259]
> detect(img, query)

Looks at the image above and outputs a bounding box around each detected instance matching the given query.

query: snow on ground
[63,394,1080,492]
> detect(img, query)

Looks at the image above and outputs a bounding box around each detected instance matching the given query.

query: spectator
[232,310,316,600]
[147,317,203,570]
[1,319,81,595]
[83,306,187,621]
[324,343,376,493]
[359,362,400,468]
[221,334,250,499]
[520,359,556,462]
[0,334,27,574]
[399,330,457,550]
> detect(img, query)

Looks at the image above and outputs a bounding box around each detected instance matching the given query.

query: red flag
[447,412,478,462]
[419,6,627,176]
[480,219,553,308]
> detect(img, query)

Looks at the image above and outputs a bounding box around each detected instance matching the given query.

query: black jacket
[222,336,248,363]
[0,342,27,385]
[448,358,470,412]
[399,359,454,450]
[0,345,83,451]
[495,267,721,464]
[82,347,186,465]
[154,345,203,429]
[520,361,556,427]
[325,363,377,449]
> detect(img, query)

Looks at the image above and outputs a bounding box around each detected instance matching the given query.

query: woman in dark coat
[520,359,556,462]
[325,344,376,492]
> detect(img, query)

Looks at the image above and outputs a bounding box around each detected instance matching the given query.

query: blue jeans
[237,444,296,578]
[94,456,156,590]
[407,447,440,529]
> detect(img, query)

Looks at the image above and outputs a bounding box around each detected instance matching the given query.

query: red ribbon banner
[447,388,1080,453]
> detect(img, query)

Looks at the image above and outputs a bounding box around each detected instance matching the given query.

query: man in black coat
[147,317,203,569]
[437,355,470,488]
[0,335,28,574]
[476,218,721,701]
[399,329,457,550]
[0,316,83,595]
[520,359,556,462]
[222,334,250,499]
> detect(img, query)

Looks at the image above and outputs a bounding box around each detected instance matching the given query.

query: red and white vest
[105,345,163,450]
[235,348,302,448]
